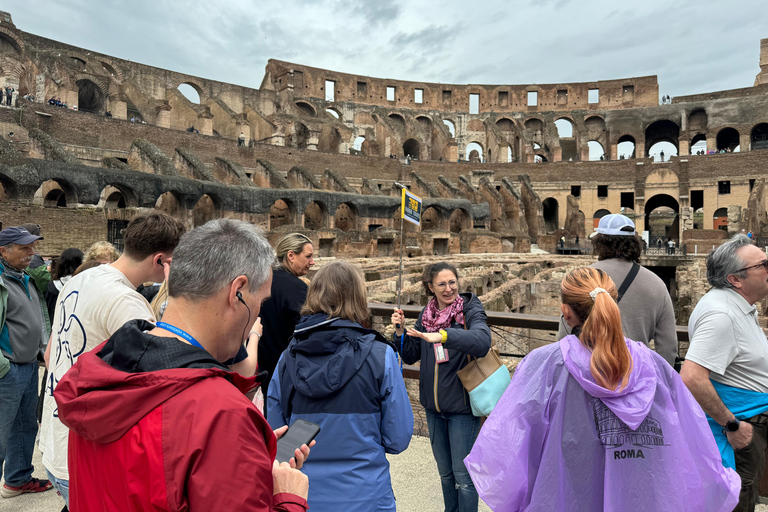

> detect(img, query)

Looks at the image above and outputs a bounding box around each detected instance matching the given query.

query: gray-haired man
[681,234,768,512]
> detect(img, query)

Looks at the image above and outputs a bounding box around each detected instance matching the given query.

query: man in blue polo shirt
[0,227,53,498]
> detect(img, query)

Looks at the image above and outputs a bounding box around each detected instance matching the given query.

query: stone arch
[716,127,740,152]
[403,138,420,159]
[0,27,24,55]
[318,126,341,153]
[588,140,605,160]
[713,207,728,230]
[617,134,636,159]
[99,59,123,80]
[691,133,707,154]
[0,172,18,201]
[99,184,138,209]
[269,198,295,230]
[645,120,680,157]
[351,135,370,156]
[334,202,357,231]
[449,208,469,233]
[442,119,456,138]
[466,141,484,162]
[388,113,405,130]
[295,101,316,117]
[155,191,181,216]
[325,107,340,119]
[555,117,578,161]
[542,197,559,233]
[171,78,206,98]
[193,194,218,227]
[752,123,768,150]
[644,194,680,242]
[304,201,328,230]
[496,118,515,132]
[593,208,611,229]
[421,206,444,231]
[34,179,77,207]
[76,78,106,113]
[416,116,432,131]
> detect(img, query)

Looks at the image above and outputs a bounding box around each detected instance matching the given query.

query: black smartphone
[275,419,321,464]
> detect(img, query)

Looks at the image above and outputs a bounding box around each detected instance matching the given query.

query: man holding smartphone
[54,219,310,511]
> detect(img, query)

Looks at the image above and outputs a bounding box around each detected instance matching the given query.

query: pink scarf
[421,295,465,333]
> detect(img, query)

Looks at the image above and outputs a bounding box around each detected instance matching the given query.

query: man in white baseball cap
[560,213,678,366]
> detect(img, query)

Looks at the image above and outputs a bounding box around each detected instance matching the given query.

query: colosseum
[1,11,768,335]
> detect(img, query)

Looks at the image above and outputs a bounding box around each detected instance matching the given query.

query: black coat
[258,267,307,397]
[400,293,491,415]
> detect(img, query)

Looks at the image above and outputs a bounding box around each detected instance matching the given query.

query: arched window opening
[304,202,326,230]
[496,118,515,132]
[716,128,740,152]
[644,194,680,244]
[403,139,420,159]
[449,209,468,233]
[334,203,357,231]
[326,108,340,119]
[691,134,707,155]
[588,141,605,161]
[554,119,574,138]
[295,101,315,117]
[713,207,728,231]
[105,191,126,209]
[289,123,309,149]
[542,198,559,233]
[466,142,483,162]
[155,192,179,216]
[388,114,405,130]
[270,199,294,230]
[593,209,611,229]
[193,194,217,227]
[617,135,636,160]
[416,116,432,131]
[649,141,677,162]
[177,83,201,104]
[645,120,679,158]
[76,79,104,113]
[422,207,443,231]
[443,120,456,138]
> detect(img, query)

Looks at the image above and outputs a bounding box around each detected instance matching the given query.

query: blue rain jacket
[267,314,413,512]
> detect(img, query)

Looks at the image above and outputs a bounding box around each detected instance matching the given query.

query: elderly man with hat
[0,227,53,498]
[557,213,678,366]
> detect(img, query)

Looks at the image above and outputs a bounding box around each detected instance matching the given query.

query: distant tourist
[5,86,14,106]
[668,238,675,255]
[748,231,753,239]
[104,110,112,118]
[660,150,665,161]
[130,116,136,123]
[238,132,245,146]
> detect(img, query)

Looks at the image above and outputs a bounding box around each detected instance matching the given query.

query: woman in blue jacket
[267,261,413,512]
[391,262,491,512]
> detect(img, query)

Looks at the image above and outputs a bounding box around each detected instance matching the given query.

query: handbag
[456,322,511,417]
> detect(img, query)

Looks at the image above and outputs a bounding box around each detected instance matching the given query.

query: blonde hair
[150,281,169,320]
[560,267,632,391]
[84,241,120,264]
[301,261,369,325]
[275,233,312,276]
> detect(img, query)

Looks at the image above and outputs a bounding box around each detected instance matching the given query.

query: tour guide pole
[394,183,422,331]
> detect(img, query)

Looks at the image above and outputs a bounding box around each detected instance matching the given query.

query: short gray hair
[706,234,752,288]
[168,219,275,300]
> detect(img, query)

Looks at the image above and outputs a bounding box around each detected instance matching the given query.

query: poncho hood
[560,334,656,430]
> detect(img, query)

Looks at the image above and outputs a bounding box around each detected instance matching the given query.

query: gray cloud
[9,0,768,97]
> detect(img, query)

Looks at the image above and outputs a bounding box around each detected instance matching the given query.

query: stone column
[552,146,562,162]
[198,112,214,136]
[307,130,320,151]
[706,136,716,153]
[678,139,690,156]
[610,143,618,160]
[727,205,742,236]
[111,98,127,120]
[740,132,751,152]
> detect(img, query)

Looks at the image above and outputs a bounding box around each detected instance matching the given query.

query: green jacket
[0,267,51,378]
[26,263,51,295]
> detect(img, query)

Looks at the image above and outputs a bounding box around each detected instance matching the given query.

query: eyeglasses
[737,260,768,273]
[434,280,458,291]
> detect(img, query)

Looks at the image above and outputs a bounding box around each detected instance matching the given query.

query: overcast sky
[10,1,768,98]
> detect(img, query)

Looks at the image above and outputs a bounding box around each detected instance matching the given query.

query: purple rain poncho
[464,335,740,512]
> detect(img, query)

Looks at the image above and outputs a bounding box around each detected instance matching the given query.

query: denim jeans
[46,469,69,506]
[425,409,482,512]
[0,361,39,486]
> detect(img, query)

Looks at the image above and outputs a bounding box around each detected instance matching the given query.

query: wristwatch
[725,419,741,432]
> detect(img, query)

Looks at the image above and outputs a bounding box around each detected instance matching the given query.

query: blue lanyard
[156,322,205,351]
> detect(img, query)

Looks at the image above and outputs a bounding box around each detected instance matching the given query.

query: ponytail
[561,267,633,390]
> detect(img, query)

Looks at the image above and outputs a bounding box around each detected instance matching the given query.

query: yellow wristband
[439,329,447,343]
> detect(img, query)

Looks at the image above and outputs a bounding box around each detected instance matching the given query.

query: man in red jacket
[55,219,310,511]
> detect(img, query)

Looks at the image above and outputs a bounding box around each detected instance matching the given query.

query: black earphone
[236,291,252,346]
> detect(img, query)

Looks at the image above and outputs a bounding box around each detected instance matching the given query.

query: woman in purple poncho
[464,267,740,512]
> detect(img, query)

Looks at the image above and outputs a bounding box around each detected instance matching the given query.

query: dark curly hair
[592,229,642,263]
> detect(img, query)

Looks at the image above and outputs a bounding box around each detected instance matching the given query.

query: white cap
[589,214,635,238]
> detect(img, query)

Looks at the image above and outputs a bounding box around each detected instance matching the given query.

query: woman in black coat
[391,262,491,512]
[258,233,315,402]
